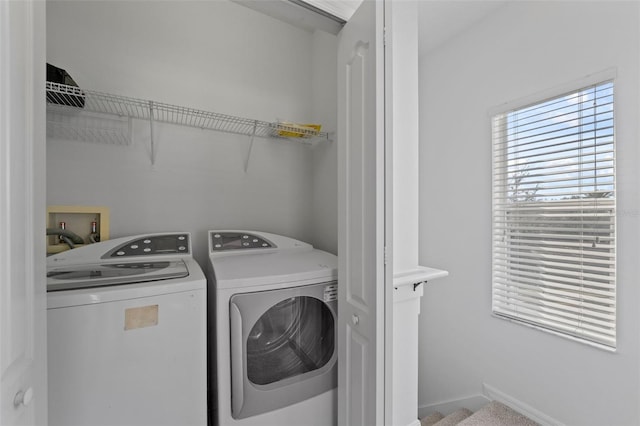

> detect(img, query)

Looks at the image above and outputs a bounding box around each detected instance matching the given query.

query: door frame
[0,0,47,424]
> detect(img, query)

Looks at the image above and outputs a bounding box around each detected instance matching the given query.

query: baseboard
[482,383,566,426]
[418,394,490,418]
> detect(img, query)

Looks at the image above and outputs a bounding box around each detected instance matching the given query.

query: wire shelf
[46,81,330,142]
[47,107,131,146]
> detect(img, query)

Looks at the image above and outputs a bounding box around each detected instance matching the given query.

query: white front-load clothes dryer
[207,231,338,426]
[46,233,207,426]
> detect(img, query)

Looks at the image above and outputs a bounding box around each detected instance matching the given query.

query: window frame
[490,73,617,350]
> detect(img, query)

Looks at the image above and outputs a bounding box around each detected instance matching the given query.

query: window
[491,81,616,349]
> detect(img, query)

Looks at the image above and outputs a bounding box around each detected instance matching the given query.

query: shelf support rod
[244,121,257,173]
[149,101,156,165]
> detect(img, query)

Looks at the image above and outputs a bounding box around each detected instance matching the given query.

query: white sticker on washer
[324,284,337,302]
[124,305,158,330]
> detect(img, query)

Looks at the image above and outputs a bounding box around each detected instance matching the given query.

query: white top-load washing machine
[46,233,207,426]
[207,231,338,426]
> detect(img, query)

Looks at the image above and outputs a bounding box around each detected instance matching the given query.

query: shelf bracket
[244,121,258,173]
[149,101,156,165]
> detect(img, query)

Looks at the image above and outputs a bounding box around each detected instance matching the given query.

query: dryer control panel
[210,232,275,251]
[208,230,312,256]
[105,234,190,258]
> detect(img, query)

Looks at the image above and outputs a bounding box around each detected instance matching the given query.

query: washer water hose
[46,228,84,249]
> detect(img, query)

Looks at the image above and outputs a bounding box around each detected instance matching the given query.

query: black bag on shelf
[46,63,86,108]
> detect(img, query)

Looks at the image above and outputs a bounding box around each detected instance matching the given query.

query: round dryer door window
[229,281,338,419]
[246,296,334,385]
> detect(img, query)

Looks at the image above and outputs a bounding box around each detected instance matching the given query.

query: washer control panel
[210,232,275,251]
[105,234,190,258]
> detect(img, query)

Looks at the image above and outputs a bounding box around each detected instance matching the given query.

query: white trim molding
[482,383,566,426]
[418,394,490,418]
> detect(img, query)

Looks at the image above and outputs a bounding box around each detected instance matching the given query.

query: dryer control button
[178,246,186,251]
[143,248,151,253]
[130,244,139,249]
[143,239,151,244]
[116,251,125,256]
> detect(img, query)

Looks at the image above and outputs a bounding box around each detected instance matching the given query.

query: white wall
[310,29,338,255]
[47,1,338,264]
[418,2,639,425]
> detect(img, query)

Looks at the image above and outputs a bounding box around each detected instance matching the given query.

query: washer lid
[47,259,189,292]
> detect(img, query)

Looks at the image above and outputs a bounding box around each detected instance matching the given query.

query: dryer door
[229,281,337,419]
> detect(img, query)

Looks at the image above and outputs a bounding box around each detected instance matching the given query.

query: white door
[0,1,47,425]
[337,1,390,425]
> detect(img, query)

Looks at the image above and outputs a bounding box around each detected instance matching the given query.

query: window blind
[491,81,616,348]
